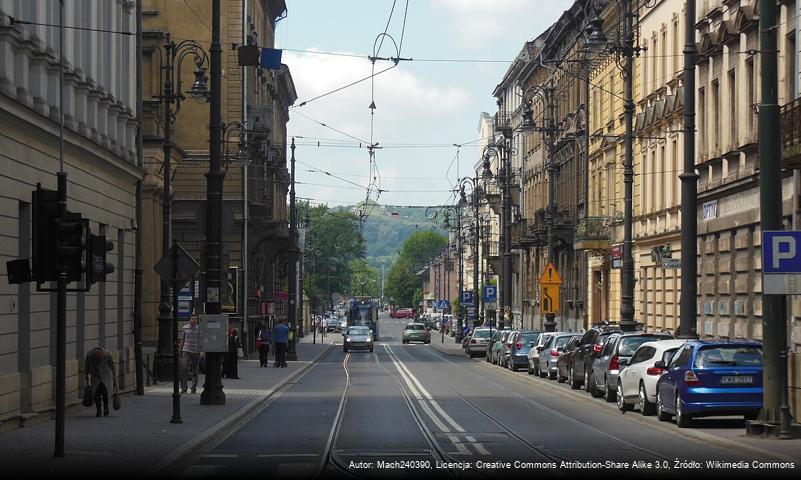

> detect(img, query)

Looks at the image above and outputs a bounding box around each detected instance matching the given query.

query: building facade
[0,0,139,424]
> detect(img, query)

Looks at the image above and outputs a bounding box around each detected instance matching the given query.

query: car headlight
[345,337,351,342]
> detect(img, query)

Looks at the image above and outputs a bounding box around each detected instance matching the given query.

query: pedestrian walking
[273,319,289,368]
[180,315,200,394]
[223,328,241,379]
[84,346,117,417]
[257,326,272,367]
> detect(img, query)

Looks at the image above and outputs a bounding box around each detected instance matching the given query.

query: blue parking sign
[483,286,497,303]
[461,291,474,306]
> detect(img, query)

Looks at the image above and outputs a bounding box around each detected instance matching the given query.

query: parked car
[465,328,492,358]
[590,332,675,400]
[616,339,687,415]
[537,333,580,379]
[443,314,456,335]
[490,329,513,364]
[343,325,373,353]
[402,323,431,344]
[485,329,504,362]
[527,332,558,376]
[655,340,763,427]
[507,331,540,371]
[556,335,583,383]
[568,323,622,390]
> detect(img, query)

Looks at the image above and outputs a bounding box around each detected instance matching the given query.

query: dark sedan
[557,336,582,383]
[589,332,674,400]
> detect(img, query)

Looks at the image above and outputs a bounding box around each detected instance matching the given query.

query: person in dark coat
[223,328,241,379]
[84,347,117,417]
[257,326,272,367]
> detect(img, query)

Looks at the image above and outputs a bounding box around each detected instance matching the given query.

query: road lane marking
[383,344,450,432]
[465,436,491,455]
[387,345,465,433]
[448,435,471,455]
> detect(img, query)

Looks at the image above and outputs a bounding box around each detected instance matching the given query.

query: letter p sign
[772,235,796,269]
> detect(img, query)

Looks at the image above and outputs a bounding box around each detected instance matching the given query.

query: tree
[349,258,379,297]
[385,231,447,307]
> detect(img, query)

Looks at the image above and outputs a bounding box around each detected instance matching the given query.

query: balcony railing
[575,216,611,251]
[782,97,801,167]
[494,112,512,134]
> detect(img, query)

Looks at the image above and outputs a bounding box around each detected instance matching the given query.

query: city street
[167,312,800,479]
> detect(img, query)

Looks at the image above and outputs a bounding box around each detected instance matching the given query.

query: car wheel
[604,376,617,402]
[569,365,581,390]
[589,372,604,398]
[656,391,671,422]
[425,340,430,344]
[584,369,591,392]
[539,364,548,378]
[744,412,759,421]
[527,363,535,375]
[557,369,566,383]
[616,382,632,412]
[639,382,655,416]
[675,394,691,428]
[511,362,518,372]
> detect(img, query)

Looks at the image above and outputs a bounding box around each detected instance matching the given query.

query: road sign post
[539,263,562,332]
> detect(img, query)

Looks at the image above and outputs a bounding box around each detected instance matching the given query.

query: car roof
[687,339,762,347]
[636,339,688,351]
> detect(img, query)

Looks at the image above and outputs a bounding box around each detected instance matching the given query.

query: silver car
[464,328,492,358]
[527,332,559,376]
[537,333,579,379]
[343,325,374,353]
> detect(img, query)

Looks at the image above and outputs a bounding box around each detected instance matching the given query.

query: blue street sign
[177,282,193,319]
[461,291,474,306]
[483,286,497,303]
[763,231,801,272]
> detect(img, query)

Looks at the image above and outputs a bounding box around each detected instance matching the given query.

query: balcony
[510,219,534,249]
[494,112,513,136]
[782,97,801,168]
[575,216,611,251]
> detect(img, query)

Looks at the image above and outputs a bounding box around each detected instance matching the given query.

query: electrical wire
[289,109,371,144]
[182,0,212,35]
[7,16,134,35]
[295,64,397,107]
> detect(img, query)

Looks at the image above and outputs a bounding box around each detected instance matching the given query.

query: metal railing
[781,97,801,149]
[575,216,611,242]
[494,112,512,133]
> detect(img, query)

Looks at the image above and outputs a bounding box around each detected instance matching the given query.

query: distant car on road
[655,340,763,427]
[402,323,431,344]
[390,308,415,319]
[343,325,374,353]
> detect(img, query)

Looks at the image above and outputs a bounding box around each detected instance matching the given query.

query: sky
[276,0,573,209]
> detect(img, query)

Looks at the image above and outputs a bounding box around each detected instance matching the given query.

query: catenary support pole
[619,0,636,332]
[133,0,145,396]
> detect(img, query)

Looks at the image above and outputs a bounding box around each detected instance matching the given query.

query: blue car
[507,331,540,372]
[655,340,763,428]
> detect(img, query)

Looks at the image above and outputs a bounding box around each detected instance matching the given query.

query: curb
[425,345,800,464]
[142,342,335,477]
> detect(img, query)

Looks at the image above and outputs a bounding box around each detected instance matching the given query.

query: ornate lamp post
[458,176,483,331]
[152,36,209,381]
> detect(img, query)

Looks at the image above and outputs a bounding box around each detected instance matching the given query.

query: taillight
[684,370,702,386]
[516,342,523,350]
[550,349,559,357]
[593,344,603,353]
[646,367,664,376]
[609,355,619,370]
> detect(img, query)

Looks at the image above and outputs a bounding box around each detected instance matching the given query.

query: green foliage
[349,258,379,297]
[385,230,447,307]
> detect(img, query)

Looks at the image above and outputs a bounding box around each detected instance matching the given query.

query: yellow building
[142,0,295,354]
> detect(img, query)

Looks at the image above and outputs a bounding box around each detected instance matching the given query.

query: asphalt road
[172,312,799,479]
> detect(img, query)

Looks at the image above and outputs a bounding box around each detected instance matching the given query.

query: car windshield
[618,335,672,356]
[472,329,491,338]
[520,332,539,343]
[348,327,369,336]
[406,324,425,331]
[694,346,763,368]
[554,335,574,348]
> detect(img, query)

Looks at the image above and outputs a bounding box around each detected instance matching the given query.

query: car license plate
[721,375,753,385]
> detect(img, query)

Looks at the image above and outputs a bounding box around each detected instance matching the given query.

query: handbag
[112,385,121,411]
[82,384,93,407]
[237,347,245,359]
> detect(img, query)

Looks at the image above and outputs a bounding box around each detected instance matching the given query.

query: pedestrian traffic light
[32,186,60,282]
[89,234,114,284]
[56,212,88,282]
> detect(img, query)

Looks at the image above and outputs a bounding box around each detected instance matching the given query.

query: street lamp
[521,83,557,332]
[458,176,482,333]
[152,35,209,382]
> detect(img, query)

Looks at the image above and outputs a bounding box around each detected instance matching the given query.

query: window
[609,75,616,122]
[607,161,616,215]
[669,345,692,369]
[699,87,706,154]
[662,347,680,365]
[671,139,678,205]
[661,29,667,84]
[745,58,755,134]
[659,145,666,211]
[712,79,720,152]
[601,335,618,356]
[788,33,797,100]
[630,346,657,365]
[694,346,763,368]
[728,69,737,147]
[673,21,679,77]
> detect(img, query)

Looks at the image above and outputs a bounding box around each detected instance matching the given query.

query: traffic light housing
[32,186,60,282]
[56,212,88,282]
[89,234,114,284]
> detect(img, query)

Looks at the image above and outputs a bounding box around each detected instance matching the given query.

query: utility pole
[287,138,298,361]
[619,0,636,332]
[544,82,557,333]
[750,0,794,438]
[200,0,225,405]
[680,0,698,339]
[133,0,144,396]
[502,139,513,329]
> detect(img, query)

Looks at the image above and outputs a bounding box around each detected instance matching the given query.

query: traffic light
[89,234,114,284]
[56,212,88,282]
[32,186,60,282]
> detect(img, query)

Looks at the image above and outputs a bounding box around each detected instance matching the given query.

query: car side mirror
[654,360,666,369]
[618,358,629,367]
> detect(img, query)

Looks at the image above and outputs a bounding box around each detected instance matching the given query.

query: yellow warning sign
[539,262,562,285]
[540,284,560,314]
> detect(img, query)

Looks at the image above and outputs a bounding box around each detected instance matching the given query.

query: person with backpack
[273,319,289,368]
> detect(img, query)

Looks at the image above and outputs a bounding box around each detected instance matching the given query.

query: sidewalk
[429,333,467,356]
[0,339,334,477]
